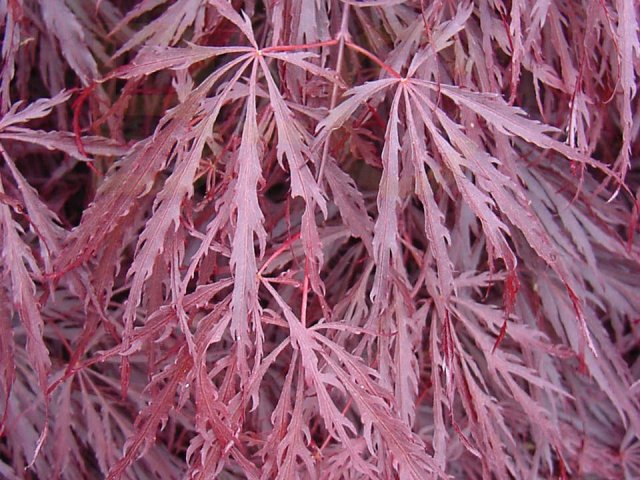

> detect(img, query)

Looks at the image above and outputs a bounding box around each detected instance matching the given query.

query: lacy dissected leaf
[122,121,211,338]
[1,1,638,479]
[370,87,402,305]
[0,90,72,131]
[0,146,63,276]
[415,79,616,177]
[263,281,377,477]
[121,57,249,340]
[0,287,15,431]
[192,361,260,479]
[108,44,252,79]
[441,98,596,351]
[263,51,345,86]
[259,56,327,213]
[0,0,21,112]
[107,349,192,480]
[52,380,78,477]
[112,0,207,58]
[209,0,259,48]
[323,156,374,252]
[315,333,438,479]
[614,0,640,177]
[403,90,454,307]
[0,176,50,391]
[78,377,115,476]
[54,82,209,277]
[40,0,98,84]
[0,128,128,162]
[392,296,423,426]
[274,361,316,480]
[408,83,516,274]
[404,2,474,77]
[315,79,398,142]
[258,52,332,297]
[229,60,266,379]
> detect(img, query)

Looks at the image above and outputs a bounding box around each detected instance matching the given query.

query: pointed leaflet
[258,55,327,215]
[257,351,300,478]
[403,88,454,305]
[263,51,345,86]
[508,0,525,101]
[455,357,513,478]
[524,168,600,270]
[433,111,533,318]
[394,293,422,426]
[258,54,329,297]
[112,0,205,58]
[614,0,640,177]
[456,299,572,399]
[106,350,193,480]
[0,128,128,163]
[193,363,260,479]
[108,44,252,80]
[109,0,167,37]
[314,78,398,142]
[209,0,259,48]
[0,176,50,391]
[406,2,474,77]
[428,308,449,473]
[122,126,209,340]
[410,82,591,350]
[0,0,21,112]
[437,110,569,271]
[1,146,64,275]
[0,287,15,432]
[180,186,235,290]
[41,0,98,84]
[52,380,74,477]
[54,116,187,275]
[229,60,266,380]
[535,275,636,427]
[290,0,330,44]
[0,90,72,131]
[97,280,234,361]
[79,378,111,475]
[323,156,374,253]
[276,366,316,480]
[371,86,403,304]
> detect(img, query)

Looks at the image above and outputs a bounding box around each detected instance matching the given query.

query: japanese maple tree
[1,0,639,479]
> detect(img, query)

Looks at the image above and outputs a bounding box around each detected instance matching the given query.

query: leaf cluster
[1,1,639,479]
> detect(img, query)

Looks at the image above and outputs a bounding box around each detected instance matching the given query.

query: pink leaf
[229,61,266,379]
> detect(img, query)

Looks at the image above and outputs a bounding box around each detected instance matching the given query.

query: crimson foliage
[1,1,639,478]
